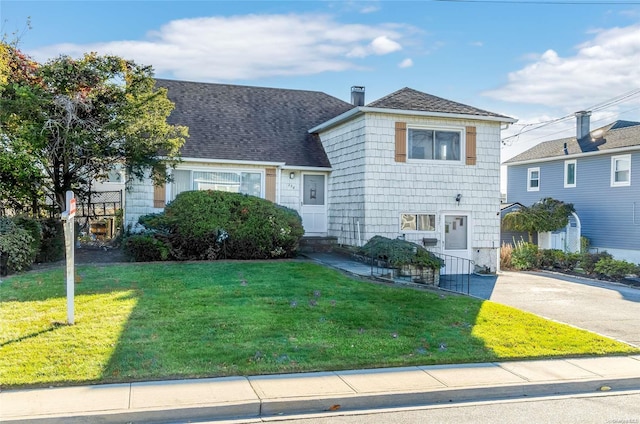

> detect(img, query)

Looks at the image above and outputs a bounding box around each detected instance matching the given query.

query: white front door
[442,214,472,274]
[300,174,327,235]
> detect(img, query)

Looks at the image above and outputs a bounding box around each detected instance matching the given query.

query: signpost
[61,191,76,325]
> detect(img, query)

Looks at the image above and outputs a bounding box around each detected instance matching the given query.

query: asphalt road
[489,271,640,346]
[223,391,640,424]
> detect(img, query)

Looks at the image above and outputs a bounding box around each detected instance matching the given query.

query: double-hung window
[564,160,576,188]
[527,167,540,191]
[407,127,463,162]
[611,155,631,187]
[400,213,436,231]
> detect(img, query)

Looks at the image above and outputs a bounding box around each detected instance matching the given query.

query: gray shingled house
[505,112,640,263]
[126,80,516,272]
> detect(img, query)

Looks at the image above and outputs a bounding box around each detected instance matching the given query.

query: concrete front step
[298,236,338,253]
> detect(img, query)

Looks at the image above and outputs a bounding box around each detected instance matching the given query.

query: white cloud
[370,36,402,54]
[484,23,640,111]
[470,41,483,47]
[28,13,413,81]
[398,58,413,68]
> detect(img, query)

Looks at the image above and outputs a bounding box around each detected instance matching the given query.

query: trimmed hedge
[128,190,304,262]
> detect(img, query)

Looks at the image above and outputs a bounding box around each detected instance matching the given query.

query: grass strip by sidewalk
[1,261,638,388]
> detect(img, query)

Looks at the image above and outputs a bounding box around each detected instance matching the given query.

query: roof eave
[503,144,640,166]
[309,106,517,133]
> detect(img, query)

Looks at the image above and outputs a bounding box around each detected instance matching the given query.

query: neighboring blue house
[504,112,640,263]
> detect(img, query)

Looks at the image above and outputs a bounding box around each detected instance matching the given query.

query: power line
[501,88,640,144]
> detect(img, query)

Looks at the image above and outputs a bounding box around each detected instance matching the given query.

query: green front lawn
[1,261,637,388]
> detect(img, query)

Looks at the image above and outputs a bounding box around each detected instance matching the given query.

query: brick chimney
[351,86,365,106]
[575,111,591,140]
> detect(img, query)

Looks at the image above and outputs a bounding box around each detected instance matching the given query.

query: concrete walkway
[3,356,640,423]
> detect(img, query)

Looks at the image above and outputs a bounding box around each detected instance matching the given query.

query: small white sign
[61,190,75,325]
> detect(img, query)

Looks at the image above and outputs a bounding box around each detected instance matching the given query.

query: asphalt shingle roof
[366,87,511,119]
[155,79,355,168]
[504,120,640,163]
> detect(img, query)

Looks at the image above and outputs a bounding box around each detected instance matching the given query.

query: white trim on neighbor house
[611,154,631,187]
[504,145,640,166]
[308,106,517,133]
[527,167,540,192]
[564,159,577,188]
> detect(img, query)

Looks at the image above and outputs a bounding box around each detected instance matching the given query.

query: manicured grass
[1,261,637,388]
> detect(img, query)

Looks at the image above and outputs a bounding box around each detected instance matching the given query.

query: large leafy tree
[0,42,46,212]
[0,43,188,214]
[503,198,576,243]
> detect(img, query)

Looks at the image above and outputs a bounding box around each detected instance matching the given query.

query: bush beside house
[125,190,304,262]
[501,241,639,282]
[358,235,444,285]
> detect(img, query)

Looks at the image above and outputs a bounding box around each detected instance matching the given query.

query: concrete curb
[4,377,640,423]
[3,358,640,423]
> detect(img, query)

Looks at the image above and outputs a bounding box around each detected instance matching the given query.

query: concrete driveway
[490,271,640,347]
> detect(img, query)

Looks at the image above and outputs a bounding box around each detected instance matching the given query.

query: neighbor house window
[527,167,540,191]
[564,160,576,188]
[171,169,263,200]
[611,155,631,187]
[407,128,462,161]
[400,213,436,231]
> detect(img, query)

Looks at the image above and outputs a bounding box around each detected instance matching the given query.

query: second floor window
[611,155,631,187]
[564,160,576,188]
[408,128,461,161]
[527,167,540,191]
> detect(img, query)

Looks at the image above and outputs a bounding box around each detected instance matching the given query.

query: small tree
[503,198,575,243]
[0,43,188,214]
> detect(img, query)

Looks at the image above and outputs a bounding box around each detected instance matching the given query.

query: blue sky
[2,0,640,166]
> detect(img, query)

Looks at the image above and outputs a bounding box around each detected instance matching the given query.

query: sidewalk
[2,356,640,423]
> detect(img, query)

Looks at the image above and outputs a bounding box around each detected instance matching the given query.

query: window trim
[406,125,466,164]
[400,213,437,232]
[527,167,540,192]
[170,167,266,200]
[564,159,576,188]
[611,154,631,187]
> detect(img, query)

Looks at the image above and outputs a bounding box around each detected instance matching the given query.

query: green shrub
[579,251,612,274]
[37,218,65,263]
[123,234,170,262]
[137,190,304,261]
[510,241,539,270]
[0,217,36,273]
[13,216,42,257]
[538,249,579,271]
[359,235,443,270]
[594,258,638,281]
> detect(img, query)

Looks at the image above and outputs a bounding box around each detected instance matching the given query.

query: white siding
[320,112,503,271]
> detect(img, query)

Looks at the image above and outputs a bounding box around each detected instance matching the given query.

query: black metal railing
[357,243,475,294]
[432,252,474,295]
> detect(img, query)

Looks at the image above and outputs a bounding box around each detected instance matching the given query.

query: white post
[61,191,76,325]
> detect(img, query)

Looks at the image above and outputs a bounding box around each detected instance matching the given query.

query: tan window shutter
[265,167,277,202]
[395,122,407,163]
[466,126,477,165]
[153,182,166,208]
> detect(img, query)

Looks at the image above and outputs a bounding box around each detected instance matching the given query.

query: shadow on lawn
[0,321,69,348]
